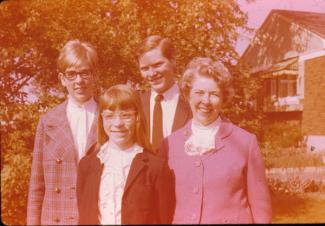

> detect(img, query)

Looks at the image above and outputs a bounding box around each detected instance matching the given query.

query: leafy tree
[1,0,248,97]
[1,152,32,225]
[0,0,257,225]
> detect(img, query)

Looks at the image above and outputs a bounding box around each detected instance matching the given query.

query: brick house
[240,10,325,151]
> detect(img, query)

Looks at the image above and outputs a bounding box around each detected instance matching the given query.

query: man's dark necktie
[152,94,164,150]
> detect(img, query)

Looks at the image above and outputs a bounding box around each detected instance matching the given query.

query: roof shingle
[272,9,325,39]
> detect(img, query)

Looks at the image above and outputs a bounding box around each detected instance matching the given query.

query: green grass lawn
[272,191,325,223]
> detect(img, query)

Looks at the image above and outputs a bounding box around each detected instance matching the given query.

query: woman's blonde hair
[98,84,151,151]
[180,57,234,105]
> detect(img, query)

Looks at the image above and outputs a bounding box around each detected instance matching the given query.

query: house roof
[239,9,325,71]
[273,9,325,39]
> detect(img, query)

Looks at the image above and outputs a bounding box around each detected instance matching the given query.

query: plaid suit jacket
[27,100,98,225]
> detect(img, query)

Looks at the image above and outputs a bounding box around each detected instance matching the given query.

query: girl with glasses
[77,84,174,225]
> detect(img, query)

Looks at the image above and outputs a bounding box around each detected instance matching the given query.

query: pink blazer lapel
[212,117,233,154]
[43,101,77,161]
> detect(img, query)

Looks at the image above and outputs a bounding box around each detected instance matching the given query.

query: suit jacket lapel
[85,109,99,154]
[140,91,151,142]
[172,95,191,132]
[91,154,104,187]
[124,152,149,193]
[43,101,77,161]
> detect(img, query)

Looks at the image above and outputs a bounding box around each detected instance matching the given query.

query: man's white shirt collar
[67,96,97,112]
[151,82,179,101]
[149,82,180,141]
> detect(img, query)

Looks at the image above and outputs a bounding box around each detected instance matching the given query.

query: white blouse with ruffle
[184,117,221,156]
[97,142,143,225]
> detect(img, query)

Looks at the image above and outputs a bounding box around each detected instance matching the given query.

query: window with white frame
[278,78,297,97]
[264,76,297,99]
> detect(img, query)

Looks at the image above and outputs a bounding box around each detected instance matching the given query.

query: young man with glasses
[27,39,99,225]
[137,35,192,151]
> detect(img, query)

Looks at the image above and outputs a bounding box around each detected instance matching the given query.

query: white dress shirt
[184,116,221,156]
[66,97,97,160]
[150,83,180,142]
[97,142,143,225]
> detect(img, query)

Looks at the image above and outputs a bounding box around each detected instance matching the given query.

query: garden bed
[262,147,325,169]
[267,166,325,223]
[271,191,325,223]
[266,166,325,193]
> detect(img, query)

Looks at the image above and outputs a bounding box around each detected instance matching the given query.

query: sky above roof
[236,0,325,56]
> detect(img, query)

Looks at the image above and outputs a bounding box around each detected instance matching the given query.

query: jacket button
[54,218,60,223]
[184,130,190,136]
[56,159,62,164]
[193,186,199,194]
[55,187,61,193]
[195,160,201,167]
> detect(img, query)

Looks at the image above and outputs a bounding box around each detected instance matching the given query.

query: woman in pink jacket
[160,57,272,224]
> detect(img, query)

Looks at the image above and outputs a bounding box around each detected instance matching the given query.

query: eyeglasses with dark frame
[101,110,137,123]
[63,70,93,80]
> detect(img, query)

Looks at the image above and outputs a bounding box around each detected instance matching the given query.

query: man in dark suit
[137,35,192,150]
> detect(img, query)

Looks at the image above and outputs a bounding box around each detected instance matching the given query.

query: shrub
[1,153,32,225]
[261,147,324,169]
[267,177,325,194]
[261,121,303,149]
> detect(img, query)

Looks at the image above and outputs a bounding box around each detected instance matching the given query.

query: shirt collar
[97,142,143,164]
[67,96,96,112]
[185,116,222,156]
[151,82,179,101]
